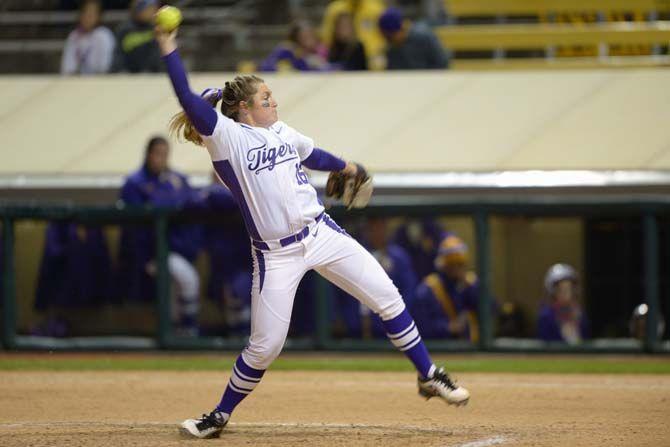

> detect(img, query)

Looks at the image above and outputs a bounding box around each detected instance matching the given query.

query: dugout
[0,71,669,353]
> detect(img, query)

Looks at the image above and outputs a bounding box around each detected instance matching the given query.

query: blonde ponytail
[168,90,222,147]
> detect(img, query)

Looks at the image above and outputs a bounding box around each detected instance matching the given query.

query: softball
[155,5,183,32]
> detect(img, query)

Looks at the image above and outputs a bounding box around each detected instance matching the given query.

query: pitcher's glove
[325,163,373,209]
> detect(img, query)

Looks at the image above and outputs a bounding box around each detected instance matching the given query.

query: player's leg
[180,246,306,438]
[308,219,469,406]
[215,247,304,414]
[167,252,200,335]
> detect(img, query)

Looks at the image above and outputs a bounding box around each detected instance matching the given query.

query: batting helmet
[434,235,468,270]
[543,263,578,296]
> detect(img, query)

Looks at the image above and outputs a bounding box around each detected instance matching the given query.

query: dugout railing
[0,196,668,354]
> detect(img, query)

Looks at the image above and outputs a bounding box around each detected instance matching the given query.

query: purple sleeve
[120,178,144,205]
[163,50,217,136]
[302,147,346,172]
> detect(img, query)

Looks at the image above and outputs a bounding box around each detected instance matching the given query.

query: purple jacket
[410,271,480,340]
[117,166,201,302]
[259,44,331,72]
[392,220,448,280]
[35,222,112,310]
[537,302,590,342]
[194,184,251,302]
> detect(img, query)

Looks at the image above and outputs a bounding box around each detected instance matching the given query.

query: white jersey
[202,111,324,242]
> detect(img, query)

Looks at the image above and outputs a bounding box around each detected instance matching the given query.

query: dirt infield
[0,370,668,446]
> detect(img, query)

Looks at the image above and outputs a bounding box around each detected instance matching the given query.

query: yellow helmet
[434,235,468,269]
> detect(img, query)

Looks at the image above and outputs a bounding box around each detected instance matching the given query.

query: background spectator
[379,7,449,70]
[321,0,386,70]
[328,12,367,71]
[260,20,330,72]
[60,0,115,75]
[629,303,666,341]
[537,263,589,344]
[195,173,252,336]
[411,234,480,341]
[392,218,446,280]
[111,0,162,73]
[496,301,527,338]
[335,217,417,338]
[33,222,112,336]
[117,136,201,336]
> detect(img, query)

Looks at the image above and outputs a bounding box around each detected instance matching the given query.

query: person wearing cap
[410,234,480,341]
[111,0,162,73]
[378,7,449,70]
[537,263,589,344]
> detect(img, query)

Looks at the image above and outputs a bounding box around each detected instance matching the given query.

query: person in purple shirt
[33,222,112,336]
[260,20,330,72]
[336,217,418,338]
[195,173,252,335]
[410,234,480,342]
[392,218,447,280]
[117,135,201,336]
[537,263,589,344]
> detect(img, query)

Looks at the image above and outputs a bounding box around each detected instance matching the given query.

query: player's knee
[244,338,285,369]
[377,296,406,321]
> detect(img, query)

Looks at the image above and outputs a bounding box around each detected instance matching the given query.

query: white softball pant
[241,216,406,370]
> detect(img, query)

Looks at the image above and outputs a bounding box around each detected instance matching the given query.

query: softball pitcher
[154,27,469,439]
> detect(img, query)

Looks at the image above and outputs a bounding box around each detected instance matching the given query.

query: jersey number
[295,163,309,185]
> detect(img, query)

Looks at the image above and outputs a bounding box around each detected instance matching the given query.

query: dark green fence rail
[0,195,668,353]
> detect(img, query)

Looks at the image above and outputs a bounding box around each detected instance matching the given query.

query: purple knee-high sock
[382,309,436,379]
[216,354,265,415]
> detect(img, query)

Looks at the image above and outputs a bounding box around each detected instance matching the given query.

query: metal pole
[474,211,493,351]
[2,218,16,349]
[643,213,659,353]
[155,214,171,348]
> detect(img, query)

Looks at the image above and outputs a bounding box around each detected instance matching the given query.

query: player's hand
[326,161,373,210]
[154,26,178,56]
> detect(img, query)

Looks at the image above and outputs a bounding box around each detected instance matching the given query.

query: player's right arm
[155,28,218,137]
[282,123,359,175]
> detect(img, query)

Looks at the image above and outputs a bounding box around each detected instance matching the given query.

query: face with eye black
[240,83,278,128]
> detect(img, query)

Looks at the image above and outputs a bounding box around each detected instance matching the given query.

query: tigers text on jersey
[202,112,324,242]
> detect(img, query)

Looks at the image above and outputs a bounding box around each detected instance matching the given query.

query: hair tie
[200,88,223,101]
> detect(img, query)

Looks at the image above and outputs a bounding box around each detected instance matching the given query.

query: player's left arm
[302,148,354,173]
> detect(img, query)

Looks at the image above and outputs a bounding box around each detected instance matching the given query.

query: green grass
[0,355,669,374]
